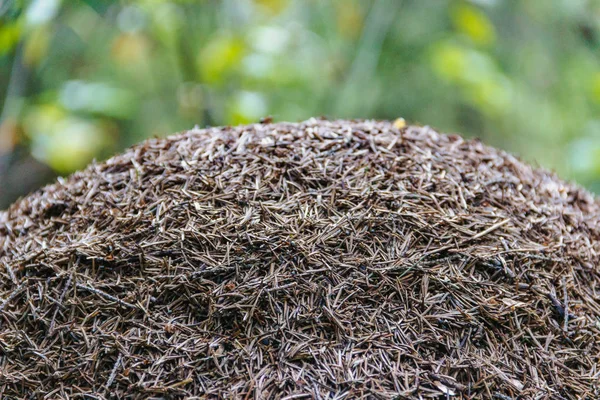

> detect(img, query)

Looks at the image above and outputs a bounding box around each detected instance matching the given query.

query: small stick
[76,283,137,309]
[105,353,122,390]
[266,282,297,293]
[562,277,569,333]
[547,291,574,321]
[0,282,26,312]
[470,219,511,241]
[49,274,72,334]
[3,263,17,284]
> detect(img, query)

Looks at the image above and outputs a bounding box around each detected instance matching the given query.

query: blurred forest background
[1,0,600,208]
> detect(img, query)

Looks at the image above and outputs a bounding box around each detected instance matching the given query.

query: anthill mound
[0,119,599,399]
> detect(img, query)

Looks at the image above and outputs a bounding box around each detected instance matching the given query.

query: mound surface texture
[1,119,599,399]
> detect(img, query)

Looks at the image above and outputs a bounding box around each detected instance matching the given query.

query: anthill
[0,119,598,399]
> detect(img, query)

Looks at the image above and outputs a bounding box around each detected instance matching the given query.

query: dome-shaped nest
[1,119,599,399]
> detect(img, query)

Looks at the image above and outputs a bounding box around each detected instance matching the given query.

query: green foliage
[1,0,599,192]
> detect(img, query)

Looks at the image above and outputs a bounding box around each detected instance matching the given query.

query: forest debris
[0,119,598,399]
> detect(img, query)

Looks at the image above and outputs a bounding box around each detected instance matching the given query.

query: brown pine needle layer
[0,119,599,399]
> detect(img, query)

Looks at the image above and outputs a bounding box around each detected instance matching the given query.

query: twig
[105,354,122,390]
[470,219,511,241]
[0,282,25,312]
[49,274,72,334]
[562,277,569,333]
[3,263,17,284]
[75,283,137,309]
